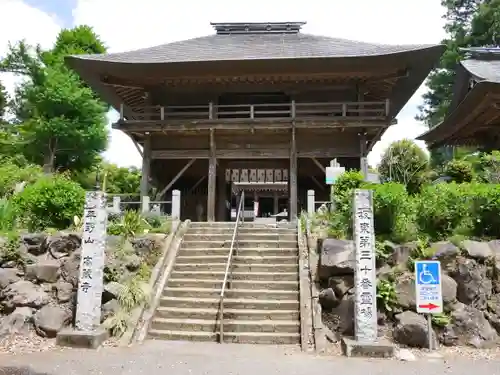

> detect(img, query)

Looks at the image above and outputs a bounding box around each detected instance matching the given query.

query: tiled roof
[71,33,439,64]
[462,59,500,82]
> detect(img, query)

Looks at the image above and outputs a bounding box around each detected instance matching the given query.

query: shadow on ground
[0,367,50,375]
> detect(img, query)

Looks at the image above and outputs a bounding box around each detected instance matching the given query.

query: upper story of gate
[66,21,444,135]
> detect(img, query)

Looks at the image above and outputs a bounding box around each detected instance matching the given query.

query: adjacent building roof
[418,47,500,148]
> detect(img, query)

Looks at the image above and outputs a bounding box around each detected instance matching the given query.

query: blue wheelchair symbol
[415,261,440,285]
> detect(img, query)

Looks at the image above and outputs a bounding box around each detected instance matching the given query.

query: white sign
[353,189,378,342]
[75,191,107,331]
[415,260,443,314]
[325,166,345,185]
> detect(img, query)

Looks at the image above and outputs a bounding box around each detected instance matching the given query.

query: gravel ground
[1,339,500,375]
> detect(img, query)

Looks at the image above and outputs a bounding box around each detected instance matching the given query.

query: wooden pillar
[140,134,151,202]
[289,126,298,221]
[273,192,279,215]
[359,131,368,180]
[207,129,216,222]
[217,162,227,221]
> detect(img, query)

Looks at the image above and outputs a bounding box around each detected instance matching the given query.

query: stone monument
[56,191,109,348]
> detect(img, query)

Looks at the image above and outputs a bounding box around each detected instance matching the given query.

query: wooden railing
[119,100,390,122]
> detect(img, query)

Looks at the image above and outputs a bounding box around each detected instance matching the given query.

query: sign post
[414,260,443,350]
[353,189,378,342]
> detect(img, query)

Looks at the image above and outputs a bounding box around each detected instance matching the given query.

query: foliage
[469,183,500,238]
[406,238,435,272]
[73,162,141,195]
[414,183,472,241]
[107,210,151,238]
[0,232,24,266]
[432,312,452,327]
[0,26,108,173]
[378,140,429,194]
[0,198,18,233]
[0,159,43,197]
[371,183,416,243]
[12,174,85,231]
[444,158,475,183]
[375,240,394,263]
[377,279,398,313]
[474,151,500,183]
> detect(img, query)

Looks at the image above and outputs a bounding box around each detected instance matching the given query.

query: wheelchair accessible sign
[414,260,443,314]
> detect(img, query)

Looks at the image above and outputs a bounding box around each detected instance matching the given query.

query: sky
[0,0,447,168]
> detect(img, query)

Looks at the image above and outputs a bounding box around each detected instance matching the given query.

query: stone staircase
[147,221,300,344]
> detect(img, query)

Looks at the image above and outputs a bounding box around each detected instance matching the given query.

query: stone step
[159,296,299,310]
[189,222,293,229]
[183,233,297,242]
[177,247,298,257]
[150,318,299,333]
[167,278,299,291]
[187,227,297,235]
[154,306,300,320]
[175,255,298,265]
[173,263,297,273]
[162,287,299,300]
[170,270,298,281]
[181,240,297,249]
[147,330,300,344]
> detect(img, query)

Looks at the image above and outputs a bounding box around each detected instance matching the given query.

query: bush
[371,183,416,243]
[331,170,365,202]
[444,159,475,183]
[12,174,85,231]
[469,183,500,238]
[415,183,472,241]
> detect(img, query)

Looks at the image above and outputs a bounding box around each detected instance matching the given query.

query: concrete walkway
[1,340,500,375]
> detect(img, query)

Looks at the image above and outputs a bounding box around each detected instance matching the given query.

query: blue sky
[0,0,447,168]
[23,0,76,27]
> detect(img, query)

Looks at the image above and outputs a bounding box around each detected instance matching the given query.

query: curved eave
[65,44,444,120]
[417,81,500,147]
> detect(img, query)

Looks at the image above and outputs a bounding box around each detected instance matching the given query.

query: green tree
[378,139,430,194]
[0,80,7,119]
[0,26,108,173]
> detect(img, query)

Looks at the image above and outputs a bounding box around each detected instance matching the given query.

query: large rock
[103,281,125,302]
[430,241,460,271]
[319,238,355,278]
[42,233,81,259]
[318,288,338,309]
[393,311,437,348]
[441,274,458,305]
[131,236,162,256]
[449,258,492,309]
[60,250,81,287]
[21,233,47,256]
[33,305,71,338]
[462,240,492,261]
[394,273,416,310]
[25,259,60,283]
[328,275,354,298]
[54,280,74,303]
[101,299,120,322]
[0,268,20,289]
[0,307,33,336]
[0,280,50,312]
[387,242,415,267]
[447,302,498,348]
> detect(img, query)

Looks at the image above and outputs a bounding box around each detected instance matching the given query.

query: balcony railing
[119,100,390,122]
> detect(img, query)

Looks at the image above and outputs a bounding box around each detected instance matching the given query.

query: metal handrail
[218,190,245,343]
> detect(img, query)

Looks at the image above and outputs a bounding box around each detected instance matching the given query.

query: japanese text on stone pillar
[353,189,377,342]
[75,191,107,332]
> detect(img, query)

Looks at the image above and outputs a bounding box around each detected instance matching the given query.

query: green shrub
[469,183,500,238]
[0,160,43,197]
[0,198,18,232]
[331,170,364,202]
[371,182,416,242]
[12,174,85,231]
[415,183,471,241]
[444,159,475,183]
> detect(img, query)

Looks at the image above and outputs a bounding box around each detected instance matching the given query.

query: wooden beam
[151,148,360,159]
[310,175,325,191]
[155,158,196,200]
[140,134,151,198]
[207,129,216,222]
[310,157,325,173]
[129,135,143,158]
[289,125,298,220]
[113,120,389,133]
[187,175,206,196]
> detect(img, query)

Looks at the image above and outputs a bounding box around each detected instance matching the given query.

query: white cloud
[0,0,61,95]
[1,0,447,168]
